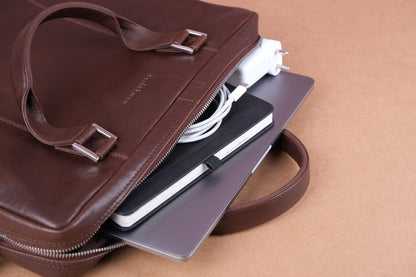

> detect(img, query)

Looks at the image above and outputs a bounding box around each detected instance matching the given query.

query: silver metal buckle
[72,123,117,162]
[170,29,208,54]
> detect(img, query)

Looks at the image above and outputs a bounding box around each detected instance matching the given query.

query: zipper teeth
[0,81,232,259]
[0,88,219,258]
[0,233,126,259]
[1,226,101,256]
[52,241,126,259]
[0,38,261,259]
[134,84,222,188]
[134,38,262,188]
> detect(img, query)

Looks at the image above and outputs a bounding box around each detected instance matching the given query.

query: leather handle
[10,2,206,161]
[213,129,310,235]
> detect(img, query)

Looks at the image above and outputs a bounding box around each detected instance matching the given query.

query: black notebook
[111,93,273,229]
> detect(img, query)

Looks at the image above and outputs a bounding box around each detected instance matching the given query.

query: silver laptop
[103,71,314,261]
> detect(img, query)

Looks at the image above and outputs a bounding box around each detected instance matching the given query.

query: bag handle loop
[213,129,310,235]
[10,2,207,162]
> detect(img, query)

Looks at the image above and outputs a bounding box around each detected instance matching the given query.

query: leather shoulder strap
[213,129,310,235]
[10,2,207,162]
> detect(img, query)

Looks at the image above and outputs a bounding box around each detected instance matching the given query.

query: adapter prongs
[277,64,290,71]
[276,49,289,55]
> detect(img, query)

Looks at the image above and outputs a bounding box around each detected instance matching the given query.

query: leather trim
[11,2,199,152]
[0,0,260,249]
[213,129,310,235]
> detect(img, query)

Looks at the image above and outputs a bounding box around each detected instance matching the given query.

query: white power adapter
[179,38,288,143]
[227,38,289,88]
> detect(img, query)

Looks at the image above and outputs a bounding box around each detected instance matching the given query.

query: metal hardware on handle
[72,142,100,162]
[72,123,117,162]
[170,29,208,54]
[11,2,207,161]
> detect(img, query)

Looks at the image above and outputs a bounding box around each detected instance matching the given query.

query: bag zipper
[0,74,229,259]
[136,37,263,187]
[0,37,262,259]
[0,233,126,259]
[134,84,221,188]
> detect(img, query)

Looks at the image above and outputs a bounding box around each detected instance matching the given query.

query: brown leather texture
[3,0,415,276]
[0,0,260,250]
[11,2,206,154]
[0,129,310,277]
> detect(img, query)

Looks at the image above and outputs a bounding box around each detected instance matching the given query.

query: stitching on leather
[109,152,128,160]
[84,15,261,239]
[20,22,33,134]
[223,170,306,217]
[2,10,259,247]
[26,0,117,37]
[82,106,191,242]
[19,11,87,147]
[0,116,28,132]
[85,15,261,240]
[21,29,28,103]
[0,105,191,248]
[110,13,119,38]
[189,12,259,109]
[0,116,128,160]
[26,0,47,10]
[223,143,308,217]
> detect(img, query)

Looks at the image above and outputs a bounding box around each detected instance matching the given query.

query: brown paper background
[1,0,415,276]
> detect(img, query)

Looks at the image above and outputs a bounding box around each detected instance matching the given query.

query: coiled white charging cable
[178,84,247,143]
[178,38,289,144]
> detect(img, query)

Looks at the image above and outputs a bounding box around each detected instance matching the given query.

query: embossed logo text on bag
[123,74,153,104]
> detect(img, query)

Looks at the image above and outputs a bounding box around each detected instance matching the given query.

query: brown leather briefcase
[0,1,309,276]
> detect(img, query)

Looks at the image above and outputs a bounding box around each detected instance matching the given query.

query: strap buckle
[72,123,117,162]
[170,29,207,54]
